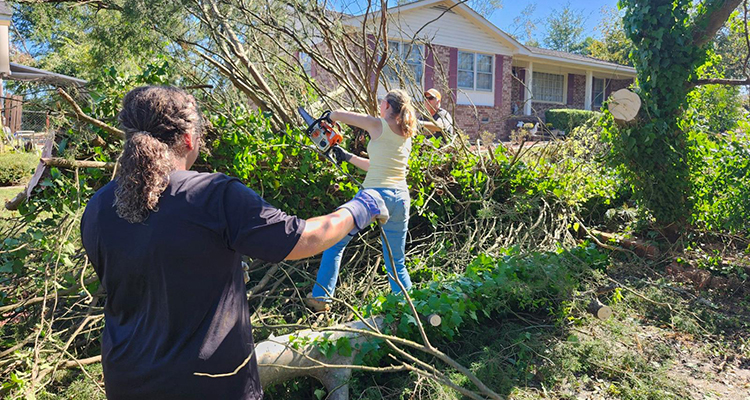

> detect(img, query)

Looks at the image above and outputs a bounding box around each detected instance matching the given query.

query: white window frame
[532,71,566,104]
[382,40,424,86]
[457,51,493,92]
[592,77,607,109]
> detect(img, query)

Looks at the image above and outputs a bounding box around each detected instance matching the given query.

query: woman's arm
[285,209,354,260]
[419,120,442,134]
[347,154,370,171]
[330,110,383,139]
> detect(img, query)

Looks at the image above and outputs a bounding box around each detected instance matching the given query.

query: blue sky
[339,1,621,41]
[488,0,620,40]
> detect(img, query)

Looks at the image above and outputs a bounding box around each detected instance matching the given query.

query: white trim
[524,62,533,115]
[515,53,636,76]
[584,71,593,111]
[532,71,566,104]
[381,39,425,88]
[456,50,494,93]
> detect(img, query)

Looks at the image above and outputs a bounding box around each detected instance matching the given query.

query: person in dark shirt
[80,86,388,400]
[418,88,454,142]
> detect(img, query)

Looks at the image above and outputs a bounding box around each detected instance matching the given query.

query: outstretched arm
[285,209,354,260]
[286,190,389,260]
[330,110,383,139]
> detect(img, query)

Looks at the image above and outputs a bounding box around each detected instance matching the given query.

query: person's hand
[330,146,353,165]
[320,110,332,123]
[337,189,389,235]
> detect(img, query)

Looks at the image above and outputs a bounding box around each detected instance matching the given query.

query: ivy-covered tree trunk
[606,0,742,232]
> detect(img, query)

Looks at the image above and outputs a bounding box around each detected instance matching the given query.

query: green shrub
[0,152,38,186]
[690,127,750,233]
[545,109,601,133]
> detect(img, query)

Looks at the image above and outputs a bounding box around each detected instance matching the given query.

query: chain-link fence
[20,110,50,133]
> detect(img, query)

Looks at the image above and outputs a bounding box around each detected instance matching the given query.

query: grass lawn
[0,185,23,222]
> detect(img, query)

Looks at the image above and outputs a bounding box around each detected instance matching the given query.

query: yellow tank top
[362,118,411,190]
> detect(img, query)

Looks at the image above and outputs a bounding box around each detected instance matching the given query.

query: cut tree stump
[587,298,613,320]
[608,89,641,123]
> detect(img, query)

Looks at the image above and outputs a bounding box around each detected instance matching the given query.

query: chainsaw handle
[320,110,332,123]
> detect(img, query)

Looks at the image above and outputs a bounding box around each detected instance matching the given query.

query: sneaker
[304,293,331,312]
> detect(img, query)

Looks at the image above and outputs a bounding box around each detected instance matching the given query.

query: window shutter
[424,46,435,90]
[449,47,458,101]
[567,74,575,106]
[494,55,504,108]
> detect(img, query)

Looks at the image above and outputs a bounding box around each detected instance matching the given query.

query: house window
[457,51,493,91]
[383,41,423,85]
[299,52,312,75]
[593,78,607,109]
[532,72,564,103]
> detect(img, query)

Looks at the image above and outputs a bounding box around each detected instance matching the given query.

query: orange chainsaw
[298,107,343,154]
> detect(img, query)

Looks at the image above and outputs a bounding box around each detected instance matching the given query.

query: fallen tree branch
[57,88,125,140]
[40,158,115,170]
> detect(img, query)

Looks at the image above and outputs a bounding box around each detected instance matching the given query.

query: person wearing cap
[418,88,454,142]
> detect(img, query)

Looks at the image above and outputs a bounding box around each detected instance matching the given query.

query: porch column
[584,70,593,111]
[523,62,533,116]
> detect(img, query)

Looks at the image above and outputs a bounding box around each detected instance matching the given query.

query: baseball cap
[424,88,442,101]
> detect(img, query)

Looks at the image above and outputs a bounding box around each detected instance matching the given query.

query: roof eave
[5,62,87,86]
[518,53,637,76]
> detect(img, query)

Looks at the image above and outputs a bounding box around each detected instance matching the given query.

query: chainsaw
[298,107,343,154]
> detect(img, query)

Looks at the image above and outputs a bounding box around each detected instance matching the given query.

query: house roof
[0,1,11,24]
[525,46,635,73]
[4,62,87,86]
[347,0,636,76]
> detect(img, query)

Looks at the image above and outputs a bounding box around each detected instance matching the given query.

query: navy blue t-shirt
[80,170,305,400]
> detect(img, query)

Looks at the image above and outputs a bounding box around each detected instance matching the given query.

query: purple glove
[337,189,389,235]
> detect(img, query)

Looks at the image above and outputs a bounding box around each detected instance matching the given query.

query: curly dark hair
[113,86,202,223]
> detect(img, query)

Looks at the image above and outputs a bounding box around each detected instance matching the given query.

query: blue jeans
[312,188,412,301]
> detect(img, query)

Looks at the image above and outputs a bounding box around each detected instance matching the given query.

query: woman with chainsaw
[306,89,416,312]
[80,85,389,400]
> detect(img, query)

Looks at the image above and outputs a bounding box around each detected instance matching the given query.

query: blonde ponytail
[385,89,417,138]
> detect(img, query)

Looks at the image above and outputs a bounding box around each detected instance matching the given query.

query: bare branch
[57,88,124,140]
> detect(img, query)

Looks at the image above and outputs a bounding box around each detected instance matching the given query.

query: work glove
[330,146,354,165]
[320,110,332,123]
[337,189,389,235]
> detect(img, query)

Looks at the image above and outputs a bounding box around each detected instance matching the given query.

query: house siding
[385,6,514,55]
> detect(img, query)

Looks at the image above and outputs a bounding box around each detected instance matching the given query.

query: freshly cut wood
[254,317,386,400]
[587,298,613,320]
[608,89,641,122]
[422,313,442,327]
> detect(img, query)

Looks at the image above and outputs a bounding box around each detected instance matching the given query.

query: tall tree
[542,2,587,53]
[587,6,634,66]
[12,1,173,80]
[605,0,746,233]
[508,4,542,46]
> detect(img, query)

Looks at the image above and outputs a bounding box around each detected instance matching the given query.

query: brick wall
[431,50,513,141]
[606,78,633,99]
[568,74,586,108]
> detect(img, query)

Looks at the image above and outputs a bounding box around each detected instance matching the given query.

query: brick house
[309,0,636,140]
